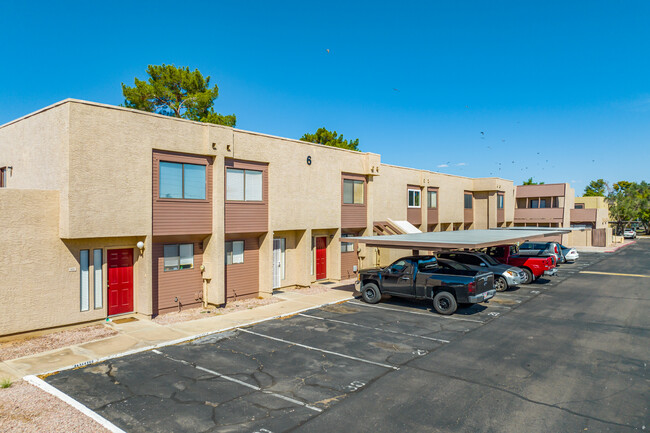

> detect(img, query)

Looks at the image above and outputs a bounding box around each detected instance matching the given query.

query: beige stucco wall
[575,196,607,209]
[1,99,527,334]
[0,102,69,192]
[0,189,149,335]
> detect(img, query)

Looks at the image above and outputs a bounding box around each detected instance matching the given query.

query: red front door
[316,237,327,280]
[108,248,134,316]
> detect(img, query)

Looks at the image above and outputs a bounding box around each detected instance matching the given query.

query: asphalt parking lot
[44,242,649,432]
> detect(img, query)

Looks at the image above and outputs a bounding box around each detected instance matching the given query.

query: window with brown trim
[427,190,438,209]
[225,241,245,264]
[497,194,504,209]
[343,179,364,204]
[226,168,263,201]
[0,167,6,188]
[464,193,473,209]
[159,162,206,199]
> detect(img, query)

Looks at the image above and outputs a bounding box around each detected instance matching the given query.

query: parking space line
[348,301,485,323]
[580,270,650,278]
[151,349,323,413]
[298,313,450,344]
[25,375,127,433]
[237,328,400,370]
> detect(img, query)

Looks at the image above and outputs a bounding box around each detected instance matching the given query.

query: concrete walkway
[574,239,636,253]
[0,283,357,381]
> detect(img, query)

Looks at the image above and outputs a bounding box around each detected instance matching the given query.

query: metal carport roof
[343,228,574,250]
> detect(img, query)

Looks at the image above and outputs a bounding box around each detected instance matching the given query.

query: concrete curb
[33,296,356,378]
[607,240,636,252]
[24,374,127,433]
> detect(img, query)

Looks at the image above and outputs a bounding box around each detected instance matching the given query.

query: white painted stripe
[348,301,485,323]
[153,350,322,412]
[298,313,450,343]
[34,296,355,377]
[237,328,399,370]
[24,375,127,433]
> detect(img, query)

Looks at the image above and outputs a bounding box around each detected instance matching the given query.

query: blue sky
[2,1,649,194]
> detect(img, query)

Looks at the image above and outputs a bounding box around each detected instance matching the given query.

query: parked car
[623,228,637,239]
[482,245,557,284]
[436,251,525,292]
[517,241,566,264]
[558,244,579,262]
[357,256,495,315]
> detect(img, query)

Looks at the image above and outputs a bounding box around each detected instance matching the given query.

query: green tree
[523,177,544,185]
[121,64,236,127]
[300,128,360,151]
[583,179,607,196]
[607,181,646,235]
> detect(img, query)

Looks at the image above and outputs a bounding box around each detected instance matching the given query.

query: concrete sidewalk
[0,283,357,381]
[574,239,636,253]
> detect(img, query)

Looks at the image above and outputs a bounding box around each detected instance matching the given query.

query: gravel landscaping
[0,380,109,433]
[0,325,118,362]
[152,295,283,325]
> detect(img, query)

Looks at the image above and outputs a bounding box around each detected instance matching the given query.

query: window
[389,259,413,274]
[553,197,559,208]
[164,243,194,271]
[539,199,547,208]
[464,193,473,209]
[0,167,6,188]
[408,189,421,208]
[530,199,539,208]
[343,179,364,204]
[80,250,90,311]
[226,168,263,201]
[497,194,504,209]
[575,203,585,209]
[93,249,103,309]
[159,162,206,199]
[341,234,355,253]
[225,240,245,265]
[427,190,438,209]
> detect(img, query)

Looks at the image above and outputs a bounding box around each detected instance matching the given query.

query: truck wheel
[494,276,508,292]
[361,283,382,304]
[521,268,533,284]
[433,291,457,315]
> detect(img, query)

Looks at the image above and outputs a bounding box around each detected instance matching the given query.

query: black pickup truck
[357,256,495,315]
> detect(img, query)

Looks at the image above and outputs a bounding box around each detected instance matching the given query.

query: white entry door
[272,238,286,289]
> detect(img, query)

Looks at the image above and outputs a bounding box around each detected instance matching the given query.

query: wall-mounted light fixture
[7,166,13,175]
[136,241,145,255]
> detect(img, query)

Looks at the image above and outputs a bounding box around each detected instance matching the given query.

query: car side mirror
[480,263,486,267]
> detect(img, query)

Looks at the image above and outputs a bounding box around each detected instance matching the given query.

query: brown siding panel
[341,173,367,229]
[153,241,204,315]
[153,151,213,236]
[225,236,260,300]
[341,251,358,279]
[407,207,422,225]
[225,159,269,233]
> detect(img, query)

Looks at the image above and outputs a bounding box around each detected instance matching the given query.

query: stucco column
[258,232,273,296]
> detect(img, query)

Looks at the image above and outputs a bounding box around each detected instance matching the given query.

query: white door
[272,238,286,289]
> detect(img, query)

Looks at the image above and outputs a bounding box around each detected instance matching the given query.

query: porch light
[136,241,145,253]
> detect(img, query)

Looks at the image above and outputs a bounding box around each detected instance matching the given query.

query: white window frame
[164,243,194,271]
[226,168,263,202]
[80,250,90,311]
[226,240,245,265]
[341,234,355,253]
[408,189,421,208]
[93,249,103,309]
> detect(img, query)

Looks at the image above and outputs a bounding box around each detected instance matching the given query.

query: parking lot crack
[412,366,637,430]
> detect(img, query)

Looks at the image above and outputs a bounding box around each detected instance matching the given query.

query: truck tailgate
[476,272,494,294]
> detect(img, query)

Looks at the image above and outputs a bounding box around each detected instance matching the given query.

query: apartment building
[0,99,515,335]
[514,184,611,246]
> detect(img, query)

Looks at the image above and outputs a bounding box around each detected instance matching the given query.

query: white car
[623,229,637,239]
[558,244,579,262]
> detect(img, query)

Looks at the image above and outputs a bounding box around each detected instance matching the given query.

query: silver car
[518,241,566,264]
[558,244,579,262]
[623,229,637,239]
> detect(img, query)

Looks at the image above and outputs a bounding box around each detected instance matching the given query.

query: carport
[343,228,574,254]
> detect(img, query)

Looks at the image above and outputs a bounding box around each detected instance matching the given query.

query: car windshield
[479,253,501,266]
